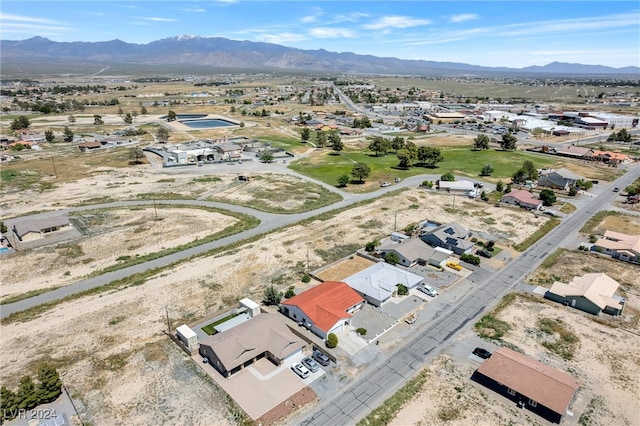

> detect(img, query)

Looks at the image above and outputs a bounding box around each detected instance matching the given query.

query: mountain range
[1,35,638,77]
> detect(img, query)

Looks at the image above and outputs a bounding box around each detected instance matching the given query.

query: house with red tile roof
[281,281,364,339]
[500,189,542,210]
[473,347,580,424]
[593,230,640,263]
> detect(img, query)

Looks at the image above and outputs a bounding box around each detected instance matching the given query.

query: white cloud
[363,16,431,30]
[0,13,62,25]
[143,17,177,22]
[498,13,638,37]
[0,13,70,34]
[258,32,307,44]
[309,28,356,39]
[450,14,478,23]
[181,8,206,13]
[301,15,317,23]
[331,12,370,24]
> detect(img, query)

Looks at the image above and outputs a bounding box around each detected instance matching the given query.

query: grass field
[290,146,561,190]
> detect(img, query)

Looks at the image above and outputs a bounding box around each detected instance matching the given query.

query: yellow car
[446,261,462,271]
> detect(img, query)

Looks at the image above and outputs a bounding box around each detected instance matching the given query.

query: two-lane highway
[297,166,639,426]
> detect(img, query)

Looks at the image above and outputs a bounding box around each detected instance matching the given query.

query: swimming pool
[180,118,236,129]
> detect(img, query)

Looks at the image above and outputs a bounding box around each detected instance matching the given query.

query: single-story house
[12,215,71,242]
[593,230,640,263]
[537,168,583,191]
[545,273,625,316]
[436,180,476,197]
[344,262,425,306]
[501,189,542,210]
[592,150,631,165]
[199,313,305,378]
[555,145,594,160]
[420,222,474,255]
[378,238,451,268]
[78,141,103,152]
[281,281,364,339]
[473,347,580,424]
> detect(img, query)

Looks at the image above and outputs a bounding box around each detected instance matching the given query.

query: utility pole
[165,306,171,332]
[306,248,310,273]
[394,211,397,232]
[153,199,158,219]
[51,155,57,178]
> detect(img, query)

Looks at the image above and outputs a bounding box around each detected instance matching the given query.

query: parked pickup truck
[446,261,462,271]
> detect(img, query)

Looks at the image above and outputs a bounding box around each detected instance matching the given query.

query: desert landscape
[0,158,554,424]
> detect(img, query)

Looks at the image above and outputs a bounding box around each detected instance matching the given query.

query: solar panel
[444,227,455,235]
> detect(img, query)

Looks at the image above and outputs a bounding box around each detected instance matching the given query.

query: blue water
[0,247,8,252]
[180,119,235,129]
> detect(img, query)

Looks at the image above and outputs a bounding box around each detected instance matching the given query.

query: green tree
[384,252,400,265]
[480,163,494,176]
[130,147,144,164]
[351,162,371,183]
[337,174,351,187]
[440,172,455,182]
[496,180,504,192]
[365,240,380,252]
[301,127,311,143]
[391,136,405,153]
[369,136,390,156]
[36,364,62,404]
[460,253,481,266]
[93,115,104,125]
[326,333,338,348]
[1,386,18,421]
[607,131,617,142]
[10,115,30,130]
[473,134,490,150]
[397,149,415,168]
[140,105,148,115]
[263,285,283,305]
[505,183,512,193]
[156,127,170,143]
[396,284,409,296]
[512,168,527,184]
[260,152,274,163]
[284,286,296,299]
[45,130,55,142]
[480,190,488,201]
[522,160,539,180]
[68,115,76,123]
[417,146,443,168]
[616,128,631,142]
[329,133,343,153]
[166,110,177,122]
[123,112,133,124]
[16,376,38,411]
[499,133,517,151]
[239,121,245,128]
[316,131,327,148]
[63,126,74,142]
[117,106,124,116]
[539,189,557,206]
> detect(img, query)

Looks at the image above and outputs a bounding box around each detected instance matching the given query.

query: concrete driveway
[193,351,324,420]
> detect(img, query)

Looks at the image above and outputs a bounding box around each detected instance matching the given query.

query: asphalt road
[0,173,448,319]
[296,167,639,426]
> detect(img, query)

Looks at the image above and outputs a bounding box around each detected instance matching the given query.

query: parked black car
[473,347,492,359]
[477,249,492,258]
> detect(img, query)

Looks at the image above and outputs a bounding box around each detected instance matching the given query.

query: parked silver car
[302,357,319,373]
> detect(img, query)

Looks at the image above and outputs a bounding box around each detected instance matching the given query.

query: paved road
[0,173,453,319]
[296,167,639,426]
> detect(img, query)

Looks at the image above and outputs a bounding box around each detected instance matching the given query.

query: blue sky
[1,1,639,68]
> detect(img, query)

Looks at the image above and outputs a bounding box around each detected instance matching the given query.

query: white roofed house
[216,143,243,160]
[593,231,640,263]
[378,238,451,268]
[436,180,477,197]
[12,215,71,242]
[344,262,425,307]
[545,273,625,316]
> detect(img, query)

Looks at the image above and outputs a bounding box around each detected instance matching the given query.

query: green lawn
[290,147,560,190]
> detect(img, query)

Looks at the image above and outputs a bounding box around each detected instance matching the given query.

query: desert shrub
[356,328,367,336]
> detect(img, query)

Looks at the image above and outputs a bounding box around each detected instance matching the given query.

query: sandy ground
[0,165,550,425]
[392,248,640,426]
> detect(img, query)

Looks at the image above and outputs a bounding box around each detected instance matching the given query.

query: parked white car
[418,283,438,297]
[291,362,310,379]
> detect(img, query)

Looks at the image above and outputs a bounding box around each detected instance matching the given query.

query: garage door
[282,348,303,363]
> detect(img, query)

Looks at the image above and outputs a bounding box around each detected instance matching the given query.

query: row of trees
[473,133,517,151]
[607,129,632,142]
[0,364,62,422]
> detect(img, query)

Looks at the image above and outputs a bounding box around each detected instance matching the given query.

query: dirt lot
[392,245,640,426]
[315,254,377,282]
[0,163,552,425]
